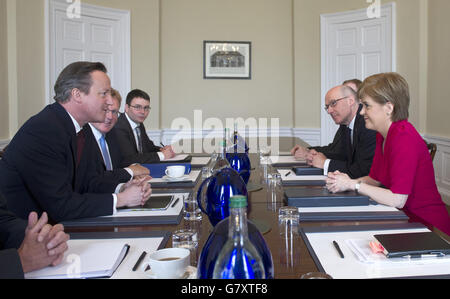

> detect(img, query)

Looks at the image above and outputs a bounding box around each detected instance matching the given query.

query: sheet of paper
[278,169,327,181]
[261,155,306,165]
[305,228,450,279]
[25,240,128,279]
[25,236,167,279]
[111,237,166,279]
[345,238,450,265]
[163,154,189,162]
[191,156,211,166]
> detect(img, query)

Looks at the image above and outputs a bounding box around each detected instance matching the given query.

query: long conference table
[65,137,444,279]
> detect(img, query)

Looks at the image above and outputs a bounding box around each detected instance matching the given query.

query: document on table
[301,224,450,279]
[190,156,211,167]
[25,233,168,279]
[163,154,190,162]
[261,155,307,165]
[278,169,327,184]
[25,240,129,279]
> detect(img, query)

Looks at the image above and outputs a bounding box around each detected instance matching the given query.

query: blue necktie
[99,135,112,171]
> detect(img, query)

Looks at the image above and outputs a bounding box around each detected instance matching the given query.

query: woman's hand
[326,171,357,193]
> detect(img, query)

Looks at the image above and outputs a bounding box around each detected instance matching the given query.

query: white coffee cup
[143,248,190,279]
[165,166,186,178]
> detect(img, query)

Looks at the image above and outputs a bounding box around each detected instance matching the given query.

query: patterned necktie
[76,129,85,167]
[135,127,143,154]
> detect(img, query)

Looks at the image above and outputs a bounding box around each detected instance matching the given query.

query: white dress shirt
[124,112,165,161]
[323,114,356,175]
[65,112,118,214]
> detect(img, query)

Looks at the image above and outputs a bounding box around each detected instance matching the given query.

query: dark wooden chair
[425,141,437,162]
[0,145,7,159]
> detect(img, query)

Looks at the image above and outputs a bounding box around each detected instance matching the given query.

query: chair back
[426,141,437,162]
[0,145,6,159]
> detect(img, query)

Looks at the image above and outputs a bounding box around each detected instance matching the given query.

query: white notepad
[261,156,306,165]
[163,154,190,162]
[278,169,327,182]
[191,156,211,166]
[305,227,450,279]
[25,240,129,279]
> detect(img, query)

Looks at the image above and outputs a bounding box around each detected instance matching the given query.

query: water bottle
[212,196,266,279]
[231,123,249,154]
[211,140,231,173]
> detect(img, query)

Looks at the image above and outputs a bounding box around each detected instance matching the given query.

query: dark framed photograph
[203,41,252,79]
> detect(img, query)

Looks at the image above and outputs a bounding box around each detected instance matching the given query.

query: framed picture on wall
[203,41,251,79]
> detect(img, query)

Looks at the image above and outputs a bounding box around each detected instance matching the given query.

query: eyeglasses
[106,109,120,118]
[129,105,151,112]
[324,96,348,111]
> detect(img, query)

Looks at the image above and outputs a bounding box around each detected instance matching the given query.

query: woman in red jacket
[326,72,450,236]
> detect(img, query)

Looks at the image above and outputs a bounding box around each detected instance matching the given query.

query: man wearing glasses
[0,62,150,223]
[77,88,151,194]
[291,85,376,179]
[112,89,175,166]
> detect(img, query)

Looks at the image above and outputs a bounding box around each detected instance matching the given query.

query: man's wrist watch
[355,181,361,192]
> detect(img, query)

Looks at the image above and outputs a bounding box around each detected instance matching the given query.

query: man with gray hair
[291,85,376,179]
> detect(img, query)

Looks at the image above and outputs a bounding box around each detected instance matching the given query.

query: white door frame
[45,0,131,107]
[320,3,396,145]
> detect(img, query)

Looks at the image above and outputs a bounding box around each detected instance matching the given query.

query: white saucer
[162,175,190,182]
[143,266,197,279]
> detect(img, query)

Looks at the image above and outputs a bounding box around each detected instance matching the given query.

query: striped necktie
[99,135,112,171]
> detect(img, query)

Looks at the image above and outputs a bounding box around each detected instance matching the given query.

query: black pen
[171,197,180,208]
[160,142,165,147]
[333,241,345,258]
[285,171,292,177]
[132,251,147,272]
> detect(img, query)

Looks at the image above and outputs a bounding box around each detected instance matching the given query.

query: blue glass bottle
[226,124,251,184]
[197,217,274,279]
[212,196,266,279]
[231,123,249,154]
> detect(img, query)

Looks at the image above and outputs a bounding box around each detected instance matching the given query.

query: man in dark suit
[291,85,376,179]
[0,62,151,223]
[78,88,150,194]
[0,192,69,279]
[111,89,175,167]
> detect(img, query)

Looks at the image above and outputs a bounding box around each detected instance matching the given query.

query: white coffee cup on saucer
[165,166,186,179]
[142,248,190,279]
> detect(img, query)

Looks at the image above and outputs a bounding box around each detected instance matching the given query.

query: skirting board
[150,128,321,148]
[0,139,10,151]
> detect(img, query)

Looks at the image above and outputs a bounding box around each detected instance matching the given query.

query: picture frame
[203,41,252,79]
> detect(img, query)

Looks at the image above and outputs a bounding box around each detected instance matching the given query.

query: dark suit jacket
[310,105,376,179]
[0,103,114,223]
[75,124,132,194]
[0,192,26,279]
[111,113,162,167]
